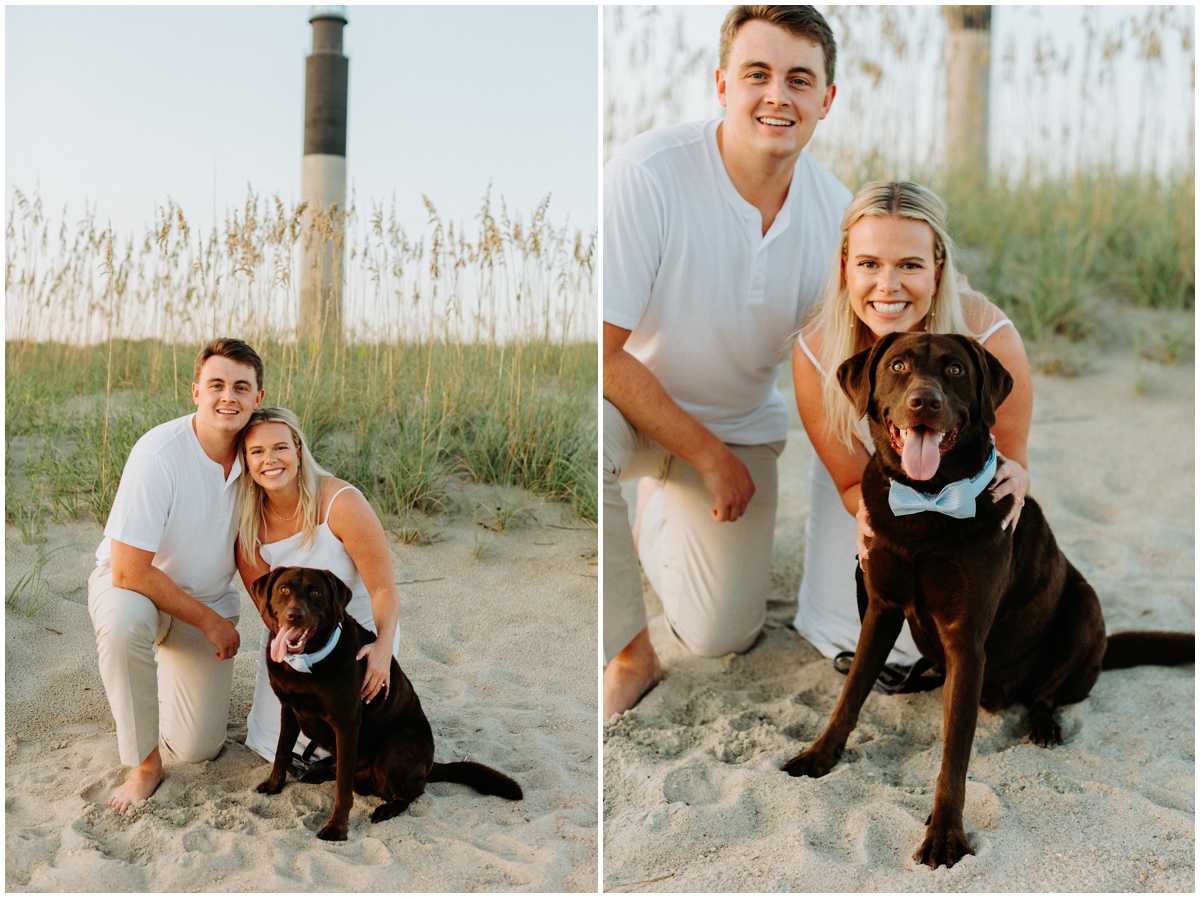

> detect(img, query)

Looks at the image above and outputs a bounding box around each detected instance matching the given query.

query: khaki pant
[87,564,237,767]
[603,400,783,663]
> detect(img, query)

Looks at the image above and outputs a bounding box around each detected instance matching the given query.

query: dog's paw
[1028,714,1063,747]
[914,821,974,869]
[317,821,348,841]
[256,777,285,795]
[782,745,839,778]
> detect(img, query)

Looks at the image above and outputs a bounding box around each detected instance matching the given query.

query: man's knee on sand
[667,607,764,658]
[162,728,228,765]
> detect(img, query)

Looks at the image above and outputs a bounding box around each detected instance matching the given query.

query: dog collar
[281,624,342,673]
[888,442,997,520]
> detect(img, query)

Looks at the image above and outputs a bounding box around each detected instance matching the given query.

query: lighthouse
[300,5,348,342]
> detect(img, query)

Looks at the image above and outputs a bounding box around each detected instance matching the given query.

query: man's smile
[757,116,793,127]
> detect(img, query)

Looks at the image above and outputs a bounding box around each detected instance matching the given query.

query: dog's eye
[310,590,321,598]
[280,586,290,594]
[947,363,963,375]
[890,359,905,373]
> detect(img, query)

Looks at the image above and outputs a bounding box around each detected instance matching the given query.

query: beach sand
[604,345,1194,892]
[5,484,597,891]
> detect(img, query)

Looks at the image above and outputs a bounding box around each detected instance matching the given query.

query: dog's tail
[1102,631,1194,670]
[429,761,522,800]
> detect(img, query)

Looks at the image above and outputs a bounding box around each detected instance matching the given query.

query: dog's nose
[907,389,943,413]
[285,607,305,624]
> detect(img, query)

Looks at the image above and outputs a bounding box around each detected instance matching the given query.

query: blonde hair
[809,181,975,450]
[236,407,332,563]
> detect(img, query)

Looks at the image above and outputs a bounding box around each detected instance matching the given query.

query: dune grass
[935,169,1195,343]
[5,190,597,535]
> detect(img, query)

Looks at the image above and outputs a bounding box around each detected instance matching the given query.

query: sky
[6,4,599,241]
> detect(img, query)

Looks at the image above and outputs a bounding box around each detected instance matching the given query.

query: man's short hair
[193,337,264,392]
[719,5,837,88]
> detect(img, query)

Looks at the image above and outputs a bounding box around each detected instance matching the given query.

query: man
[88,337,264,810]
[604,6,852,717]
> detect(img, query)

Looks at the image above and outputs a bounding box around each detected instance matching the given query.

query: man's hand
[203,615,241,660]
[697,445,756,522]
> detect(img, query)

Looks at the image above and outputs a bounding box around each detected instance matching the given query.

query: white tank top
[258,484,374,632]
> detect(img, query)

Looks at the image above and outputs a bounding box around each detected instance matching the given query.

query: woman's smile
[243,422,301,492]
[844,215,942,337]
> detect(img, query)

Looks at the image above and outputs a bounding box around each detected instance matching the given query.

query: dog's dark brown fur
[783,332,1193,868]
[250,567,521,841]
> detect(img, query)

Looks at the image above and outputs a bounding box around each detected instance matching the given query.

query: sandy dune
[5,484,597,892]
[604,348,1194,892]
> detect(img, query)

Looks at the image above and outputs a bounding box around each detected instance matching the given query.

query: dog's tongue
[271,626,308,662]
[901,427,943,481]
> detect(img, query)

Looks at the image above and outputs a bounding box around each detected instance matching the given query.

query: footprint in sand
[662,766,720,805]
[426,675,470,705]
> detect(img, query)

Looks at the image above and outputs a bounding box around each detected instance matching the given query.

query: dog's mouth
[270,624,318,661]
[887,419,959,481]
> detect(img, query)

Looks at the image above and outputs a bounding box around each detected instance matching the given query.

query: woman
[235,406,402,763]
[792,181,1033,667]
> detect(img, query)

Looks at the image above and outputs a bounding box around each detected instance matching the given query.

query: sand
[604,346,1195,892]
[4,483,597,892]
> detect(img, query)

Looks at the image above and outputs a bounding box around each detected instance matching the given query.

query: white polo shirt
[604,118,851,445]
[96,414,242,619]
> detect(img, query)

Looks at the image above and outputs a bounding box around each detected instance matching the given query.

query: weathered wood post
[300,5,348,342]
[943,6,991,181]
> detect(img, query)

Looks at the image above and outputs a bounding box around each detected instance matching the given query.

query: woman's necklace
[268,498,301,523]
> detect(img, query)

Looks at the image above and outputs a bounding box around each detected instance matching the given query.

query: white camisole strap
[320,484,360,525]
[796,330,827,378]
[978,317,1014,344]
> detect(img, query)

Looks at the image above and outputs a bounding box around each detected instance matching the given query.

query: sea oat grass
[6,187,597,528]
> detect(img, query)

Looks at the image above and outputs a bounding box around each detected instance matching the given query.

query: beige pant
[87,564,238,767]
[603,400,783,663]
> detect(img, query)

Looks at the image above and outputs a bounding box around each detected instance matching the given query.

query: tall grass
[5,190,597,528]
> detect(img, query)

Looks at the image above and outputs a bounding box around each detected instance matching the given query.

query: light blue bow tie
[888,443,997,519]
[282,624,342,673]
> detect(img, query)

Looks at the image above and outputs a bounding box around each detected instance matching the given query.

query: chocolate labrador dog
[783,332,1193,868]
[250,566,522,841]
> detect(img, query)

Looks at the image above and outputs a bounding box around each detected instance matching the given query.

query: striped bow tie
[888,443,997,519]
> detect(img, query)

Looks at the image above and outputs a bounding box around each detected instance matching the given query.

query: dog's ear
[323,570,353,622]
[836,331,902,421]
[249,568,287,631]
[947,334,1014,429]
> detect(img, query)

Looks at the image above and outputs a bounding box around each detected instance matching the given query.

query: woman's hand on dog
[357,640,392,703]
[989,454,1029,531]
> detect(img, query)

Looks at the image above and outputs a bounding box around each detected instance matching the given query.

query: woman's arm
[793,333,878,559]
[326,483,400,702]
[792,332,872,516]
[965,294,1034,529]
[235,537,273,628]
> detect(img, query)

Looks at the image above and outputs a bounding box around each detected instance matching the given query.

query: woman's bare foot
[631,477,663,551]
[603,627,663,718]
[109,746,163,812]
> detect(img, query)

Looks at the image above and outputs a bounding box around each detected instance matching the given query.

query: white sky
[6,4,599,240]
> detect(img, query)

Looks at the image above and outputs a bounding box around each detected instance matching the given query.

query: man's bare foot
[109,746,163,812]
[631,477,663,551]
[604,627,663,719]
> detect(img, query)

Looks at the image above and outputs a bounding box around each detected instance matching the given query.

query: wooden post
[943,6,991,181]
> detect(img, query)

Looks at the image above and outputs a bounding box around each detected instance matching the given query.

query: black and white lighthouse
[300,5,348,341]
